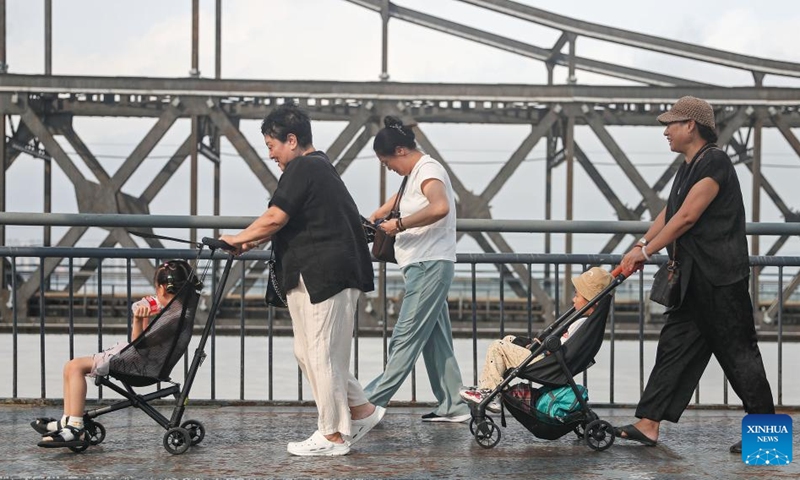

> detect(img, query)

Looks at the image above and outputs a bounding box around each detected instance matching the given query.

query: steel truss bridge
[1,0,799,321]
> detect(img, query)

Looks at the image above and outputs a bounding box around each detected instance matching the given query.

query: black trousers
[635,267,775,423]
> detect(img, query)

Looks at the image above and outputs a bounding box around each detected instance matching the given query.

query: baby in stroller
[32,260,202,448]
[460,267,613,412]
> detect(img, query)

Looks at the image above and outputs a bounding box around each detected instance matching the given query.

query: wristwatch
[638,237,648,246]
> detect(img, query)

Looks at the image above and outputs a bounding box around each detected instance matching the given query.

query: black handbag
[264,249,287,308]
[371,177,407,263]
[650,242,680,308]
[372,229,397,263]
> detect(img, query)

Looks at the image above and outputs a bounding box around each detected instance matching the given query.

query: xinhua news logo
[741,414,792,466]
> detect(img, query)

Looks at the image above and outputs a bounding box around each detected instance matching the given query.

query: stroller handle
[611,264,636,279]
[202,237,236,252]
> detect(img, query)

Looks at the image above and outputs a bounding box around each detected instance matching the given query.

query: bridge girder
[1,0,799,322]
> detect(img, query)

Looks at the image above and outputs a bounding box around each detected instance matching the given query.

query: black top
[269,151,374,303]
[666,144,749,286]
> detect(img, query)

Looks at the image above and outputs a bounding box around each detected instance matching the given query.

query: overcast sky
[4,0,800,256]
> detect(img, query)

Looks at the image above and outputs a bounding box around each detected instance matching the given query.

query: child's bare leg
[38,357,92,444]
[63,357,93,417]
[62,361,71,415]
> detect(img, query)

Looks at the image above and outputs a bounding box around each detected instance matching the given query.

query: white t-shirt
[562,317,587,342]
[394,155,457,268]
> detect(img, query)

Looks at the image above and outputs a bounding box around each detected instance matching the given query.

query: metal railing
[1,214,799,409]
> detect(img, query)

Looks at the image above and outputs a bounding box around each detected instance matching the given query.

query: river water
[2,334,797,406]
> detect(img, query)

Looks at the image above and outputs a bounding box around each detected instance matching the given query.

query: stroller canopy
[517,295,612,387]
[108,282,200,387]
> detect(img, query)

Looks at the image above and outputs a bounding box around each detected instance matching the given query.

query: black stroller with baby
[53,237,236,454]
[469,266,629,451]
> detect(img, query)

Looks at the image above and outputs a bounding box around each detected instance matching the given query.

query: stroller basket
[502,385,585,440]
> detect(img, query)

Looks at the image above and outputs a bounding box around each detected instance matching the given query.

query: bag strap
[389,177,408,217]
[676,143,715,197]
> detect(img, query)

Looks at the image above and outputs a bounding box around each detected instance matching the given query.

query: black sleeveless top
[665,144,749,286]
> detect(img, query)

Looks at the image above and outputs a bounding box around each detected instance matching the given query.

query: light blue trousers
[364,260,469,417]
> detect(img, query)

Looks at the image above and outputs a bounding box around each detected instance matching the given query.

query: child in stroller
[466,265,629,450]
[32,260,202,449]
[460,267,613,412]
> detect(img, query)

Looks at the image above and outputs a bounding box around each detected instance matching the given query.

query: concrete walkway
[2,405,797,479]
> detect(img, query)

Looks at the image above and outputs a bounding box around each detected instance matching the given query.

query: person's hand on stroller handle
[612,263,640,279]
[218,235,265,256]
[620,248,647,276]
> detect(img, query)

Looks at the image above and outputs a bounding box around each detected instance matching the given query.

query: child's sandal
[30,417,59,435]
[37,425,87,448]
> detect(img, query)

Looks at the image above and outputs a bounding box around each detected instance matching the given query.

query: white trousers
[287,275,367,436]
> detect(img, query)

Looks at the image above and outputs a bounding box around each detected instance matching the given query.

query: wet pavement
[2,404,798,479]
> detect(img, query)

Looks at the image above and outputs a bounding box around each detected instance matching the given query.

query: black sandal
[38,425,87,449]
[30,417,60,435]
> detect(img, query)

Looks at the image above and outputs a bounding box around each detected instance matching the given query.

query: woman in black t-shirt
[616,96,774,453]
[220,105,383,457]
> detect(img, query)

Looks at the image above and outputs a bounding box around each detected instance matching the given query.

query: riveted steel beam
[581,107,664,215]
[345,0,707,86]
[110,105,181,191]
[327,107,373,161]
[19,100,86,186]
[335,127,372,176]
[768,107,800,159]
[4,75,800,105]
[205,99,279,194]
[59,123,111,184]
[457,0,800,78]
[5,121,33,167]
[480,108,560,202]
[573,142,635,221]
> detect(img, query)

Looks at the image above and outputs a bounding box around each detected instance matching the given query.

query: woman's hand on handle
[218,234,246,255]
[621,247,647,274]
[612,263,639,279]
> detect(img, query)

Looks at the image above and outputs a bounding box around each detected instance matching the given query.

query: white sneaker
[287,431,350,457]
[347,405,386,445]
[420,412,472,423]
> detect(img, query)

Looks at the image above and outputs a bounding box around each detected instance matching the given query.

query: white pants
[287,275,367,436]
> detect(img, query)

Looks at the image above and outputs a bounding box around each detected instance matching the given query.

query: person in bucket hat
[617,96,774,453]
[459,267,612,413]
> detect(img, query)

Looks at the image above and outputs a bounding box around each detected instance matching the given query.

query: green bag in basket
[535,384,588,420]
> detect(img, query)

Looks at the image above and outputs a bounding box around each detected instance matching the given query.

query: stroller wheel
[163,427,192,455]
[584,419,614,451]
[474,418,501,449]
[85,420,106,445]
[181,419,206,446]
[68,440,90,454]
[468,415,492,435]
